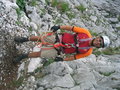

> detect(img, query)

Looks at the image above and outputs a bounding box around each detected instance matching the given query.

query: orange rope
[35,32,66,50]
[35,32,74,51]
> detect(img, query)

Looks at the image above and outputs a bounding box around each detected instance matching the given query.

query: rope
[35,32,65,50]
[35,32,93,50]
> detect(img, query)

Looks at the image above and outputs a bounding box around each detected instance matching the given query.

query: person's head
[91,36,110,48]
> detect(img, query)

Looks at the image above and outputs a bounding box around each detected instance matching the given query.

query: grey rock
[109,18,119,23]
[30,22,38,30]
[73,68,96,85]
[37,87,44,90]
[55,74,75,88]
[70,86,81,90]
[37,74,75,88]
[52,87,69,90]
[43,62,73,76]
[90,16,97,22]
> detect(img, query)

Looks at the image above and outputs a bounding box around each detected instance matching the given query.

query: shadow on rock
[0,34,20,90]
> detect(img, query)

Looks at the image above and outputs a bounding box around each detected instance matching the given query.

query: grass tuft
[75,4,86,13]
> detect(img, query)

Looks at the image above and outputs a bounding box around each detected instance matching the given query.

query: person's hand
[54,57,63,62]
[51,26,60,32]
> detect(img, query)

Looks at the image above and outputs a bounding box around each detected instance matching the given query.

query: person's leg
[14,52,41,63]
[40,47,58,59]
[14,32,56,43]
[28,52,41,58]
[14,37,29,43]
[14,33,58,63]
[29,36,41,42]
[14,36,41,43]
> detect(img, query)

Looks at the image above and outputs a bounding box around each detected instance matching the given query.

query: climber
[13,25,110,63]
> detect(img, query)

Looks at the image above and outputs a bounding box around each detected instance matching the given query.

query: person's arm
[63,55,75,61]
[51,25,92,37]
[64,48,93,61]
[75,48,93,59]
[51,25,74,32]
[60,25,73,31]
[55,48,93,61]
[55,48,92,62]
[64,48,92,61]
[72,26,92,37]
[54,55,75,62]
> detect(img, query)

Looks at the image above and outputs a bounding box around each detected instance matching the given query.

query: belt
[54,33,61,55]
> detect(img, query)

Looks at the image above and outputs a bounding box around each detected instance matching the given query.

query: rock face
[0,0,120,90]
[35,55,120,90]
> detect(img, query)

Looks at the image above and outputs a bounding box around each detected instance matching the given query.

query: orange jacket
[72,26,93,59]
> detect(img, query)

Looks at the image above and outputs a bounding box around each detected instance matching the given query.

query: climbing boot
[14,37,29,43]
[13,53,28,63]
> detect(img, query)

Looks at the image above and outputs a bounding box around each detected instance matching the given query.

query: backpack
[62,32,92,54]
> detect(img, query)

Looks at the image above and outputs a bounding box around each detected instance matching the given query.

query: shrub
[16,0,26,18]
[28,0,37,6]
[55,18,63,24]
[16,0,26,11]
[93,46,120,56]
[66,11,76,19]
[51,0,70,13]
[9,76,24,87]
[75,4,86,13]
[16,8,22,18]
[89,30,98,36]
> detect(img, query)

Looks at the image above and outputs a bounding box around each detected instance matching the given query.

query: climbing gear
[13,53,28,63]
[61,33,93,54]
[51,26,60,32]
[35,32,62,57]
[14,37,29,43]
[101,36,110,47]
[36,32,93,54]
[54,57,63,62]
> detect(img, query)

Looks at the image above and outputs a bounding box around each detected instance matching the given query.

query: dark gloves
[51,26,60,32]
[54,57,64,62]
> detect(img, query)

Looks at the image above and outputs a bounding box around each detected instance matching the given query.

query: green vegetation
[95,18,103,26]
[80,14,89,20]
[51,0,70,13]
[116,27,120,30]
[35,72,45,79]
[45,0,50,5]
[102,47,120,55]
[28,26,33,32]
[28,0,37,6]
[57,2,70,13]
[118,16,120,21]
[40,8,46,16]
[16,0,26,25]
[51,0,58,7]
[15,7,24,25]
[46,0,75,19]
[93,46,120,56]
[99,71,115,76]
[16,0,26,11]
[55,18,63,24]
[75,4,86,13]
[15,20,22,25]
[34,67,42,73]
[89,30,98,36]
[66,11,76,19]
[16,8,22,17]
[43,59,55,67]
[9,76,24,87]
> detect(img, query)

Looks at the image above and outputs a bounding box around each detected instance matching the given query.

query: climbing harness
[35,32,93,54]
